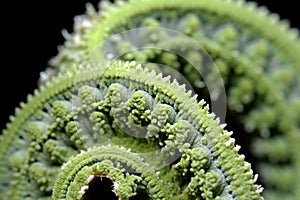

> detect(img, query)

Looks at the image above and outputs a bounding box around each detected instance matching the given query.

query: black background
[0,0,299,131]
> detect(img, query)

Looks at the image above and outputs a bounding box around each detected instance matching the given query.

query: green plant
[1,0,299,199]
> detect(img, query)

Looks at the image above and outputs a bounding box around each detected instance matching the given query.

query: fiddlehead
[0,61,262,199]
[1,0,299,199]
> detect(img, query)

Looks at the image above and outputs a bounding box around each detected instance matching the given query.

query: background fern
[0,1,299,129]
[1,1,299,130]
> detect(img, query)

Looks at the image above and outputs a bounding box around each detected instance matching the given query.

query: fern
[1,0,299,199]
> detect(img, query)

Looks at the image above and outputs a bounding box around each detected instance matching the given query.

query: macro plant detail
[0,0,300,200]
